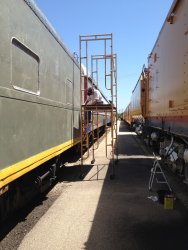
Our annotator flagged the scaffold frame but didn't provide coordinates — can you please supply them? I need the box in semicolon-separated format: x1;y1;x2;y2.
79;33;118;179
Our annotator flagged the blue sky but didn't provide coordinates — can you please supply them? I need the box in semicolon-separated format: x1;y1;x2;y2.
34;0;174;112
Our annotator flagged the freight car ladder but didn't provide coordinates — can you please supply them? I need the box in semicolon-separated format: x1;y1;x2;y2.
79;33;118;179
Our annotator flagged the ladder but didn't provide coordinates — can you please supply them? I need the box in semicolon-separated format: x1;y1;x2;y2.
148;157;172;192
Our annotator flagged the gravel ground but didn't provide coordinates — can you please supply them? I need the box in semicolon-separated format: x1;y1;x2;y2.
0;133;104;250
0;180;71;250
1;129;188;250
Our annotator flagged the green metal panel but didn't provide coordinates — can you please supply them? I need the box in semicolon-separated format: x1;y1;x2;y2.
0;0;81;170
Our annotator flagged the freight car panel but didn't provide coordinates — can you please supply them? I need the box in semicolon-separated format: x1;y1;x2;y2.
124;0;188;182
147;0;188;137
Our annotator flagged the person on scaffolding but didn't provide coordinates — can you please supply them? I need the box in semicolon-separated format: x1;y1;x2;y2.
84;87;103;123
85;87;103;105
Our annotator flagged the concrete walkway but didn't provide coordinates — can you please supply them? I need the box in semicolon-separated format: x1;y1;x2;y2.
18;121;188;250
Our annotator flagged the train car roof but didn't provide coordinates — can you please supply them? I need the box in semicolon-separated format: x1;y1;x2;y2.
24;0;79;67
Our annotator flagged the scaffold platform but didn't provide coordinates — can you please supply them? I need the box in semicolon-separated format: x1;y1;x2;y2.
82;104;116;111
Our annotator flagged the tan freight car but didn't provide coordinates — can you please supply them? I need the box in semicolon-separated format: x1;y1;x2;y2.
124;0;188;180
147;0;188;137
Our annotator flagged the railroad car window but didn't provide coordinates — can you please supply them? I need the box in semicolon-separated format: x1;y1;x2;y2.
66;79;73;105
11;38;40;95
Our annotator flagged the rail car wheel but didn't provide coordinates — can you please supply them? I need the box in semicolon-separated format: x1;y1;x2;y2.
74;143;81;155
11;185;22;211
176;159;185;176
184;163;188;183
0;193;10;222
110;174;115;180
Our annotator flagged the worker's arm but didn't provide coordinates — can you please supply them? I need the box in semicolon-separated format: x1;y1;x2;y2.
84;97;89;105
92;100;97;105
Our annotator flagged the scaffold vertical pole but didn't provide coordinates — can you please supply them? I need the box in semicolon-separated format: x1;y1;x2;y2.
79;34;118;179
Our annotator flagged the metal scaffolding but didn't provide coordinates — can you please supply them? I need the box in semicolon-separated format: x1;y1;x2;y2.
79;33;118;179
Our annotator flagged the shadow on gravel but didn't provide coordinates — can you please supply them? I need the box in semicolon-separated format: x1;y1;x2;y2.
58;164;93;182
0;193;48;242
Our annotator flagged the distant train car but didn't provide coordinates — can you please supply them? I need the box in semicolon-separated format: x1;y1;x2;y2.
83;76;111;131
126;68;147;128
124;0;188;180
123;68;147;134
0;0;109;221
123;103;131;125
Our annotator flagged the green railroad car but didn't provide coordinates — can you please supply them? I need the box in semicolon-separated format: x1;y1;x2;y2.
0;0;82;219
